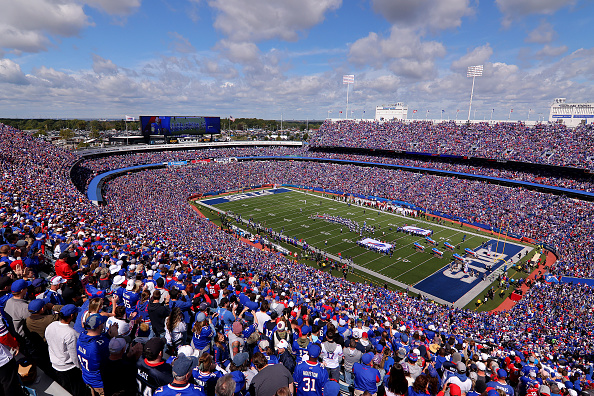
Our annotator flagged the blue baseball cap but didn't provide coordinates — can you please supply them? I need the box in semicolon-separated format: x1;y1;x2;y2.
301;325;311;335
28;299;45;313
60;304;78;317
324;380;341;396
497;369;508;378
85;313;107;330
172;353;198;377
11;279;30;293
362;352;374;365
307;343;321;359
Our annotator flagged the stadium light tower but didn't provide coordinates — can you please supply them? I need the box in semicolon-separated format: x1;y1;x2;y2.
467;65;483;121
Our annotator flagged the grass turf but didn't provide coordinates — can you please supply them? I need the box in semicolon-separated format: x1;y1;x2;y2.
195;188;535;305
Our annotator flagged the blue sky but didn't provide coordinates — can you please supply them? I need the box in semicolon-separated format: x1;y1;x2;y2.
0;0;592;121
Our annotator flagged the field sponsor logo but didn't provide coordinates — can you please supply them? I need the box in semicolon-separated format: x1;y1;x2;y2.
201;188;291;205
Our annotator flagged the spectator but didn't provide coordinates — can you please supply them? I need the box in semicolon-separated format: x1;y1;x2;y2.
250;351;294;396
137;337;173;396
77;313;111;396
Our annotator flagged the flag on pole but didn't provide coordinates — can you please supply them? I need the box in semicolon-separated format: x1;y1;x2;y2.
413;110;417;113
125;115;135;121
510;109;513;113
339;111;343;114
230;116;235;122
343;74;354;84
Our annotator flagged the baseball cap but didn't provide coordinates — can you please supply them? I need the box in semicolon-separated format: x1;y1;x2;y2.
307;343;321;359
109;337;127;354
60;304;78;317
196;312;206;322
28;299;45;313
276;340;289;350
259;340;270;351
498;369;508;378
11;279;30;293
172;353;198;377
301;325;311;335
126;281;135;291
84;313;107;330
109;264;121;274
233;352;249;367
397;348;407;359
144;337;165;356
539;385;551;396
477;362;486;371
146;270;154;276
362;352;374;365
408;353;418;362
113;275;125;285
449;384;462;396
324;380;341;396
50;275;66;286
457;362;466;373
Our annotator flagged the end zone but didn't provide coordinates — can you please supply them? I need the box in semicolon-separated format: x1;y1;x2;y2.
414;239;533;307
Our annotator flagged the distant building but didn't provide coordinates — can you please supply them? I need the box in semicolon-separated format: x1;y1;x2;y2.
549;98;594;127
375;103;408;121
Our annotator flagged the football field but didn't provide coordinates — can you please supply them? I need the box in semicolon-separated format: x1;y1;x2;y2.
196;187;534;307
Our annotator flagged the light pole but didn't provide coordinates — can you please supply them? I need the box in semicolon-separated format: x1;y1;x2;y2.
343;75;354;120
490;108;494;123
467;65;483;121
327;110;332;119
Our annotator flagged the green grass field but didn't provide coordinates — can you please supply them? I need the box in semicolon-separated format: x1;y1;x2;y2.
195;188;535;303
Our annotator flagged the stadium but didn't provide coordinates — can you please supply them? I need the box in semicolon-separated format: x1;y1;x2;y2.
1;116;594;396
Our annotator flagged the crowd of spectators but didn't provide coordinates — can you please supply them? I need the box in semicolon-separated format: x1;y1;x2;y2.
74;146;594;195
1;123;594;396
309;120;594;170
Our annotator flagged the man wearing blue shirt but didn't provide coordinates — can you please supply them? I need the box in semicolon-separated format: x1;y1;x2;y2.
155;353;202;396
486;369;514;396
77;314;110;396
294;343;329;396
353;352;381;396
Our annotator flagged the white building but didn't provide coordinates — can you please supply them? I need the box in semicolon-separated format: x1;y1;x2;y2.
375;103;408;121
549;98;594;127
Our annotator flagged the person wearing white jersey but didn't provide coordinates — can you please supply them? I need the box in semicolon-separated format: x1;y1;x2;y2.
321;329;343;381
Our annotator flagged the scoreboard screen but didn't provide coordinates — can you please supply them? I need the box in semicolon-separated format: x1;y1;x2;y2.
140;116;221;137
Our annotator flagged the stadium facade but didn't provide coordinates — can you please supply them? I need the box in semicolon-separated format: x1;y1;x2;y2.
375;103;408;121
549;97;594;127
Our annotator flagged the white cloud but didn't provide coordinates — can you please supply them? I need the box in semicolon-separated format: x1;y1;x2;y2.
525;20;557;44
349;27;446;80
208;0;341;42
217;40;261;64
84;0;142;15
0;58;28;84
451;44;493;71
168;32;196;54
496;0;576;27
371;0;474;31
92;54;119;75
535;44;568;58
0;0;89;53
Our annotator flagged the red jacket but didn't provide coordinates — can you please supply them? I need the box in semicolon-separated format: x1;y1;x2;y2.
54;258;75;280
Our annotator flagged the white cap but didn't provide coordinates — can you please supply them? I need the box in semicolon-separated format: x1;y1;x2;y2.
113;275;125;285
276;339;289;350
477;362;486;371
50;275;66;286
116;260;124;266
146;270;154;276
109;264;121;274
126;281;135;291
